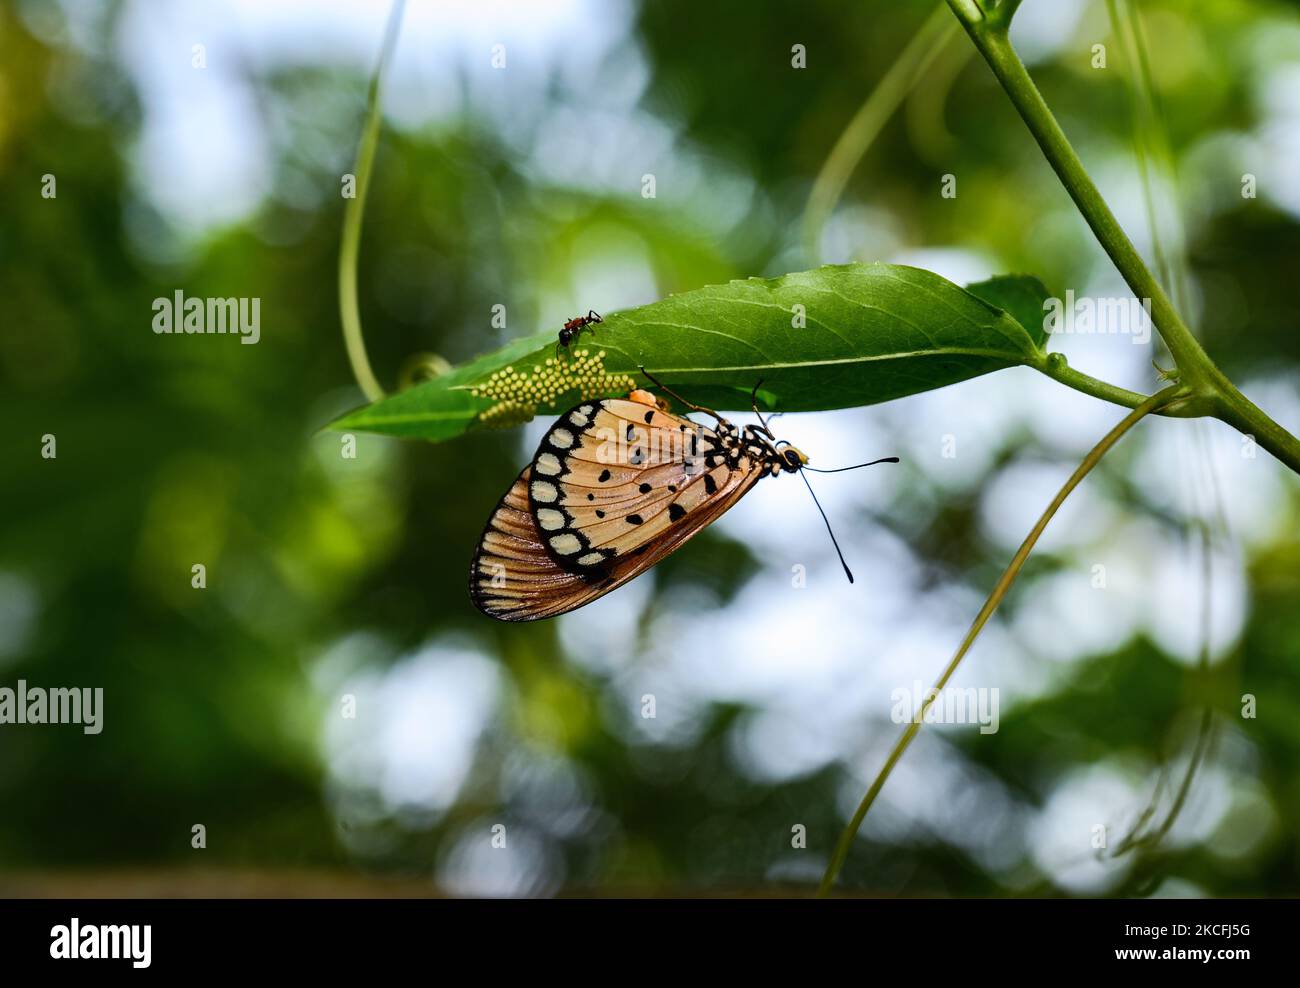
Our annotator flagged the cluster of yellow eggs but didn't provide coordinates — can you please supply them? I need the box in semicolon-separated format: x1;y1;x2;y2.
477;399;536;428
470;349;636;428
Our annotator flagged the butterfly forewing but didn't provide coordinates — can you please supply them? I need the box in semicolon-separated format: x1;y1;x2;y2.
470;392;768;621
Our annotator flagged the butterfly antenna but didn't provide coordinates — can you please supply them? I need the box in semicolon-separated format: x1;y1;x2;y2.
804;456;900;474
798;469;854;584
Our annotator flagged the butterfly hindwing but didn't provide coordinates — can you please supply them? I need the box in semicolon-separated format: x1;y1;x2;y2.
469;467;618;621
470;393;768;621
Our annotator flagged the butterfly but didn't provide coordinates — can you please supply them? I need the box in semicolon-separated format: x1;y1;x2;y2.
554;310;602;359
469;369;898;622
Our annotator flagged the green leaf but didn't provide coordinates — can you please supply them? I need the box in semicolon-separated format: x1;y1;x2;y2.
329;262;1049;443
963;273;1052;350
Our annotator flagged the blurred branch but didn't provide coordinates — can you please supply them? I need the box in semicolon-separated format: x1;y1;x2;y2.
1106;0;1191;319
819;384;1187;896
801;4;957;261
1102;0;1219;862
338;0;406;403
397;351;453;391
903;27;974;163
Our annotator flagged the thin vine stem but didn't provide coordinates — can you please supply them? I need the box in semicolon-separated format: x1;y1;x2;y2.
818;384;1186;896
338;0;406;403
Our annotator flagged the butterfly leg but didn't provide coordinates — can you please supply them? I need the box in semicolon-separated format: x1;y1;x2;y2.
748;378;777;438
638;366;723;422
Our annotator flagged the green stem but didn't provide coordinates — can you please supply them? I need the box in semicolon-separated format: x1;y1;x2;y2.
947;5;1205;381
339;0;405;403
817;384;1186;896
1032;351;1192;415
1208;389;1300;475
944;1;1300;476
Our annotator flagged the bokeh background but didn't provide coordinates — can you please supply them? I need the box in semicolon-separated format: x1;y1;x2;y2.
2;0;1299;897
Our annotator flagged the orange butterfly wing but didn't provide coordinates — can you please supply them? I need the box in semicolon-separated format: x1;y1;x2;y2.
469;394;768;621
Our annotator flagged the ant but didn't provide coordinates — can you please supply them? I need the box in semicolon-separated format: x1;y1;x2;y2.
555;310;603;359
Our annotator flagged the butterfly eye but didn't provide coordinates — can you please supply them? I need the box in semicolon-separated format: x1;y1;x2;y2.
782;448;803;470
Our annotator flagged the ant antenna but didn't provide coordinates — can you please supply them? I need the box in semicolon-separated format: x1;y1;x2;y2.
797;470;854;584
804;456;900;474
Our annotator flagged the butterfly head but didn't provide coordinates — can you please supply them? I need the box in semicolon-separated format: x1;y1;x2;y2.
778;444;808;473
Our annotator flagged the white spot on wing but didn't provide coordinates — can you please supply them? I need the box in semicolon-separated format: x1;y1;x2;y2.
537;508;565;531
531;480;558;503
535;453;562;476
550;533;581;555
550;428;575;449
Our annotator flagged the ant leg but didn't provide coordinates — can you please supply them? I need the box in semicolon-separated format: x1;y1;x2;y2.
638;366;723;421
